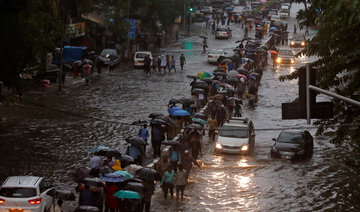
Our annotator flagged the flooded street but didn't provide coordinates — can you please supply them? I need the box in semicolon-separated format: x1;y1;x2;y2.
1;3;359;211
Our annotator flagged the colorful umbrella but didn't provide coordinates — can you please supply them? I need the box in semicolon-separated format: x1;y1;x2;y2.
114;170;135;180
172;109;190;117
113;190;142;199
192;118;208;125
197;72;214;79
270;27;278;31
269;50;278;55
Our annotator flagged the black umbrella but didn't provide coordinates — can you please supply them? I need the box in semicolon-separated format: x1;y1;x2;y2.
94;149;121;157
191;88;205;94
186;75;199;80
124;182;145;194
154;115;176;126
162;140;181;146
135;168;160;182
150;118;167;126
199;36;208;39
193;113;208;120
99;166;114;175
79;178;105;188
131;119;148;125
224;78;238;84
213;72;226;76
226;88;237;94
168;98;182;106
117;155;135;168
73;167;92;183
48;189;76;201
148;112;164;119
228;97;242;101
180;98;194;106
200;78;213;83
184;123;203;130
125;136;147;146
191;81;207;89
236;69;249;75
74;206;100;212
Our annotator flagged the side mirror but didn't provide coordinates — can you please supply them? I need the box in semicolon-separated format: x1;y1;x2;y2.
272;138;276;141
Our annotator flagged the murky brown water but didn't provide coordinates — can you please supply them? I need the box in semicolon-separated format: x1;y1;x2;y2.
1;3;359;211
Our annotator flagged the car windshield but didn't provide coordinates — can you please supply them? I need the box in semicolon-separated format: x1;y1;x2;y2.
136;53;149;58
269;11;277;15
0;187;37;198
209;50;224;54
217;28;227;32
101;49;116;55
278;50;293;56
278;132;304;144
220;125;248;138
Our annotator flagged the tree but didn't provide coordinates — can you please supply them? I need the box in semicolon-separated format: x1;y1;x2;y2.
281;0;360;170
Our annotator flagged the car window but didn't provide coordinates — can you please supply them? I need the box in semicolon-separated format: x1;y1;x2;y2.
136;53;149;58
39;180;49;193
278;132;304;144
217;28;226;32
101;49;116;55
0;187;37;198
220;125;248;138
278;50;293;56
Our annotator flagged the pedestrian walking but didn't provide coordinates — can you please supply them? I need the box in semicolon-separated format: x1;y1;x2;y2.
234;101;242;117
169;145;182;172
144;55;151;76
294;24;297;34
157;56;161;72
138;124;149;152
140;179;155;212
155;155;172;178
104;182;119;212
189;131;201;160
160;55;166;72
151;126;164;158
208;115;218;142
180;54;186;71
174;165;187;201
166;55;170;71
182;150;201;177
170;56;176;72
160;166;176;200
82;62;92;84
125;143;143;165
203;38;208;52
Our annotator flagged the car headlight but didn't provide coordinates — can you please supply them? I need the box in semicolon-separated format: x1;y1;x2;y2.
301;42;305;46
290;41;295;45
241;145;248;151
290;58;295;63
276;57;282;63
215;143;223;149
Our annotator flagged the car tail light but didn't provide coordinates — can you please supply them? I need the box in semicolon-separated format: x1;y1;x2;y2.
0;198;5;204
28;197;42;205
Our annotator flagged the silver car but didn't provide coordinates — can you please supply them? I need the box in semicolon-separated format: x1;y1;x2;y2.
215;27;232;39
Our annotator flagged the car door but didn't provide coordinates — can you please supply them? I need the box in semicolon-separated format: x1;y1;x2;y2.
39;180;54;211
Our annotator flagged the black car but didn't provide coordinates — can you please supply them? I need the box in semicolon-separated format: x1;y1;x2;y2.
290;35;306;48
271;130;314;160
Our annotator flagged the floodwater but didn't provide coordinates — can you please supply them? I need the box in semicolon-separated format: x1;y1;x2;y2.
1;3;359;212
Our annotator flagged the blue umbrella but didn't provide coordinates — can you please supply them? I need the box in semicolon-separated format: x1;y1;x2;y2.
168;106;181;115
113;190;142;199
248;75;256;80
226;6;233;11
172;109;190;117
240;58;254;64
100;172;127;183
114;170;134;180
90;145;110;153
270;27;278;31
192;118;208;125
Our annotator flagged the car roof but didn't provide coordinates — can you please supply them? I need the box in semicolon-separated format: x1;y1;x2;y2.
278;49;294;55
280;129;305;134
2;176;42;188
135;51;152;54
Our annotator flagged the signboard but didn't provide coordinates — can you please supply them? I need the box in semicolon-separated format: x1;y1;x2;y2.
127;19;136;40
67;22;85;37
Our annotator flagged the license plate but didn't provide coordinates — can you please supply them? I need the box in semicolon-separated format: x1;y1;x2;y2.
9;209;24;212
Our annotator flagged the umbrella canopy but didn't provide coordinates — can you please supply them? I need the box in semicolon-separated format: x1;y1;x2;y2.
226;6;233;10
117;155;135;168
213;72;226;76
191;81;208;89
240;58;254;64
199;36;208;39
180;98;194;106
162;140;181;146
48;189;76;201
228;97;242;101
226;88;237;94
94;149;121;157
236;69;249;75
135;168;159;182
125;136;147;146
99;166;114;175
90;145;110;153
201;78;213;83
114;190;142;199
269;50;278;55
124;182;145;194
150;118;167;126
74;206;100;212
123;164;143;175
186;75;199;80
269;27;278;31
100;172;127;183
191;88;205;94
236;74;248;80
168;106;182;115
148;112;164;119
154;115;175;126
80;178;105;188
172;109;190;117
114;170;135;180
184;123;203;130
197;72;214;79
249;72;261;77
225;78;238;84
221;58;233;63
168;98;182;106
248;75;257;80
193;113;208;120
73;167;92;183
192;118;208;125
227;70;238;78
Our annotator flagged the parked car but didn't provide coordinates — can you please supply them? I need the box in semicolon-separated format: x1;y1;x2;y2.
215;26;232;39
0;176;54;212
290;35;306;48
267;10;278;20
279;9;290;18
215;118;255;155
207;49;227;64
134;51;153;68
275;49;295;64
98;49;120;66
271;130;314;160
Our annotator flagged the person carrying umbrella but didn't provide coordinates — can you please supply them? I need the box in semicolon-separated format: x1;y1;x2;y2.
125;143;143;165
170;55;176;72
138;124;149;152
151;126;165;158
180;54;186;71
104;182;119;212
169;145;182;173
189;131;202;160
182;150;201;178
208;115;218;142
202;38;208;52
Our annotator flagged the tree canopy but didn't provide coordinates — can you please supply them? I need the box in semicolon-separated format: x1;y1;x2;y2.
283;0;360;170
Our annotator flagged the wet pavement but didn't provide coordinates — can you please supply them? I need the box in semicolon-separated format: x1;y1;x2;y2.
1;3;360;212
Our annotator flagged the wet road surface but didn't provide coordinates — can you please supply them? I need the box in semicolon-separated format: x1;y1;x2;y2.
1;3;359;212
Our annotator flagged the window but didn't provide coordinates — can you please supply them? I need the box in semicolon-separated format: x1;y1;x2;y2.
39;180;48;194
220;125;249;138
0;187;37;198
278;132;304;144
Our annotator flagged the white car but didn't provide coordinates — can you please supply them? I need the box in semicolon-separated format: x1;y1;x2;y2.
0;176;54;212
207;49;227;64
215;118;255;155
279;9;290;18
134;51;153;68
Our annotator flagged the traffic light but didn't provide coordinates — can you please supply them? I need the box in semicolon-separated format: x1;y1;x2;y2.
189;7;194;12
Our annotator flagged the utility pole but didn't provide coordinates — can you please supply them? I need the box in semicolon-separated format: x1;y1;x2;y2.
58;39;63;91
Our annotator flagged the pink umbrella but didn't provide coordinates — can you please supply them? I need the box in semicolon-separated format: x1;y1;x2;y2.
236;74;248;80
225;84;234;89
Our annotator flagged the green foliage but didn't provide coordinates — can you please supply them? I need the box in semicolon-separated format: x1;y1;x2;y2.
282;0;360;169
